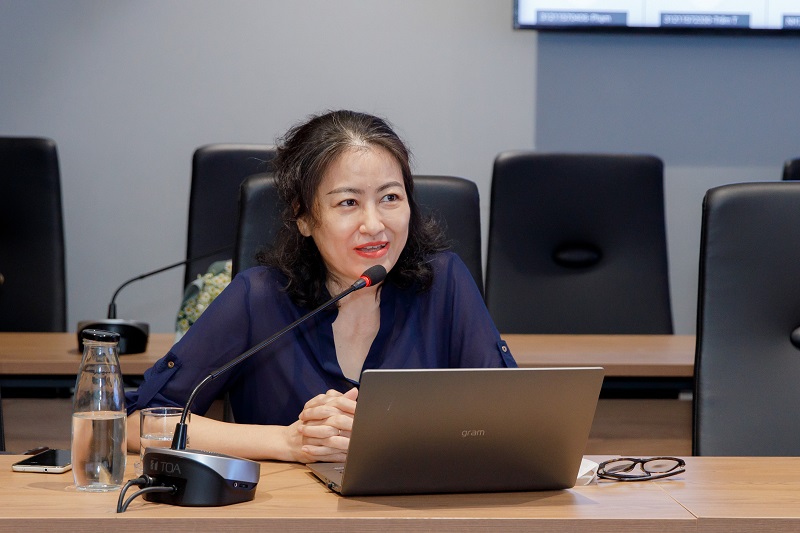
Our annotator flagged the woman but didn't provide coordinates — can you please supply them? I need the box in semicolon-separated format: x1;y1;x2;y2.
126;110;516;463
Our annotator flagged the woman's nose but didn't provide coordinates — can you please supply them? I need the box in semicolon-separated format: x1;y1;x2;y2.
360;205;385;235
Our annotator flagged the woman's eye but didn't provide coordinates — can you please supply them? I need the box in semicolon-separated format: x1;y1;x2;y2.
338;199;357;207
382;193;399;202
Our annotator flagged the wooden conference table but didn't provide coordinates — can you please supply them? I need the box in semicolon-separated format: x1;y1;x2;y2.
0;332;696;378
1;454;798;531
0;332;696;456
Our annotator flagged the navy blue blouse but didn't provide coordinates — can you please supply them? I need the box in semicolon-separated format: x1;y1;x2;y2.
125;252;516;426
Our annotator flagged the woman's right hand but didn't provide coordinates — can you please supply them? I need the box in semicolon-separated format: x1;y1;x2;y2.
291;387;359;463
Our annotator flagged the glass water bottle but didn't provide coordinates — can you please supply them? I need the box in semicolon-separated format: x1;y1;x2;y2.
72;329;127;491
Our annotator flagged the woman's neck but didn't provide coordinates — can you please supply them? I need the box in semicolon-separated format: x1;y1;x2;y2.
336;284;381;311
332;284;382;381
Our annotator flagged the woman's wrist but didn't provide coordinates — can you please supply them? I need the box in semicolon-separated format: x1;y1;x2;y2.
281;420;307;463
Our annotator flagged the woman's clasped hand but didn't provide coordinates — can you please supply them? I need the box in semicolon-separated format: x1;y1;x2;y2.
295;388;359;463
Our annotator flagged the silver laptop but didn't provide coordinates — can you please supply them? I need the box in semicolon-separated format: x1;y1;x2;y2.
308;367;603;496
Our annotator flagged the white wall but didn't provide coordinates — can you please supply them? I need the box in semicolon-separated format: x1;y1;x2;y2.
0;0;536;333
4;1;797;336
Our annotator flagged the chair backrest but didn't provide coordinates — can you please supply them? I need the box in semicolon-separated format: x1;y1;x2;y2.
234;174;485;294
485;151;673;334
413;175;483;294
693;182;800;456
185;144;276;288
233;173;283;275
782;158;800;180
0;137;66;332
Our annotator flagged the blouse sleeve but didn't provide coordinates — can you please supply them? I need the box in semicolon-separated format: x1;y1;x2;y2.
435;252;517;368
125;271;254;416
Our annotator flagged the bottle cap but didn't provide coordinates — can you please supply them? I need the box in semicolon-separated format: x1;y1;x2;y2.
81;329;121;343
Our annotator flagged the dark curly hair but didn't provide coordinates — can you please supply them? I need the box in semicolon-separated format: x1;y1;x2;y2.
258;110;447;308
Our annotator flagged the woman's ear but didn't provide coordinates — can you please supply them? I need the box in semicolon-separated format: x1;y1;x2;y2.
293;200;312;237
296;216;311;237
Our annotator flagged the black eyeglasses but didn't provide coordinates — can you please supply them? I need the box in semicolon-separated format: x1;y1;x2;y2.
597;457;685;482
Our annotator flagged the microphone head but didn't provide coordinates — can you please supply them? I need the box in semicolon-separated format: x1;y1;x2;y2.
359;265;387;287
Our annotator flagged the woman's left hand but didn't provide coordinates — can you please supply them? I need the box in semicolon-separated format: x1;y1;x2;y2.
296;387;359;462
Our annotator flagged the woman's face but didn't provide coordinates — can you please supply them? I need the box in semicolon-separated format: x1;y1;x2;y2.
297;145;410;292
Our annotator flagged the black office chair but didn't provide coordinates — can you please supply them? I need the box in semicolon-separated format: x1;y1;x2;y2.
485;152;673;334
185;144;276;288
782;158;800;180
234;174;484;294
413;175;483;295
233;173;283;276
0;137;67;451
0;137;66;332
693;182;800;456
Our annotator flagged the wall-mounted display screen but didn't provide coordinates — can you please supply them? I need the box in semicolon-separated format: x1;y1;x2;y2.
514;1;800;33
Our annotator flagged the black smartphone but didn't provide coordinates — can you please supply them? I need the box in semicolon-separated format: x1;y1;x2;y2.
11;449;72;474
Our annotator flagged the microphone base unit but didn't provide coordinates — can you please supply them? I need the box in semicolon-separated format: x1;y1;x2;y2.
142;447;260;507
76;319;149;354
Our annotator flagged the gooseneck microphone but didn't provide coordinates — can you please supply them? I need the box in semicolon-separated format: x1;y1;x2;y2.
139;265;387;507
76;246;231;354
106;247;225;319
